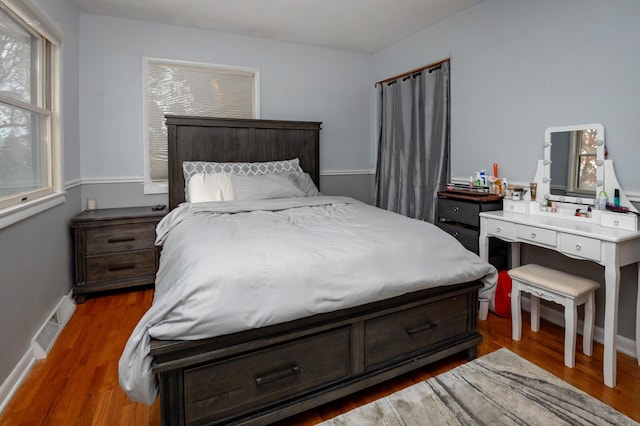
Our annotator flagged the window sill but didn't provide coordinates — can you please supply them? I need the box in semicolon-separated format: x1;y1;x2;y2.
144;182;168;195
0;192;66;230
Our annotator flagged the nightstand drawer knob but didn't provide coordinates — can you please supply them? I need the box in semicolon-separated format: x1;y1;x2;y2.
108;263;136;271
453;207;459;212
107;235;135;243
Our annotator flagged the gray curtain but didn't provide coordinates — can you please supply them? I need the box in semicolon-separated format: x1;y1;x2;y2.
375;61;450;223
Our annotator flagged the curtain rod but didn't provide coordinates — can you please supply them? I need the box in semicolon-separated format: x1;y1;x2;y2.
374;58;450;87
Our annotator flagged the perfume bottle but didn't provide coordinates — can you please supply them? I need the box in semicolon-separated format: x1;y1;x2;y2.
614;189;620;207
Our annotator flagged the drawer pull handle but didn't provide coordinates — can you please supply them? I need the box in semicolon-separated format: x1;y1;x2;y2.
453;207;459;212
575;244;582;251
406;321;437;336
255;365;301;386
614;220;620;226
108;263;136;271
495;227;502;233
108;236;135;243
530;232;536;239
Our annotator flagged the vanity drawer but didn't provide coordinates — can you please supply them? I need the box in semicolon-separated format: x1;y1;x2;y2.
516;224;557;247
559;234;601;261
601;211;638;231
486;219;516;240
183;328;351;424
503;200;528;214
437;198;481;227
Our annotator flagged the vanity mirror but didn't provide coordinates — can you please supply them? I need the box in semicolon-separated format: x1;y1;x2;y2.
543;123;604;205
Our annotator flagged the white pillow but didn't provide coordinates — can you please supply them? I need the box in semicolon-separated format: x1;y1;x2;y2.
231;173;306;200
294;171;321;197
183;158;301;201
187;172;235;203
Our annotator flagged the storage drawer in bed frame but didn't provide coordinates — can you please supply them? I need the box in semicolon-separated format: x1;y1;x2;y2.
151;281;482;426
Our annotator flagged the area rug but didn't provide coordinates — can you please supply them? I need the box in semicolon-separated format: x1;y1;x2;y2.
318;348;636;425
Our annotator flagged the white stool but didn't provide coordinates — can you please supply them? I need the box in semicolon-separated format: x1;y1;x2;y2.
509;264;599;368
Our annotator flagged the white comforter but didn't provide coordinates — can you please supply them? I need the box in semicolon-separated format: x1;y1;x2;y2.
119;196;497;404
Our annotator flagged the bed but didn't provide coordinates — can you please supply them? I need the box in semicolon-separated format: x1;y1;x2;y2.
118;115;497;425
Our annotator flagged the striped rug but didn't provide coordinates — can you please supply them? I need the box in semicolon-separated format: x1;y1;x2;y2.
319;348;636;425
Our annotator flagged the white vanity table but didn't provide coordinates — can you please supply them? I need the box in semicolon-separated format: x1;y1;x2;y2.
478;123;640;388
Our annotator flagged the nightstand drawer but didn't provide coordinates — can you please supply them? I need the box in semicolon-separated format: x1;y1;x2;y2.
86;223;156;254
438;198;481;227
86;250;156;283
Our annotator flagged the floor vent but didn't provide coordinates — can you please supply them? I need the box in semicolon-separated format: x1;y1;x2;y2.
31;296;76;359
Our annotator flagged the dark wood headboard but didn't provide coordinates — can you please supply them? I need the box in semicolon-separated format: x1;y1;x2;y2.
166;116;322;210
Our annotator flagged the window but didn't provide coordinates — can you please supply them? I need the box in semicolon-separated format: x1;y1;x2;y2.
143;58;259;193
0;0;61;212
573;129;598;192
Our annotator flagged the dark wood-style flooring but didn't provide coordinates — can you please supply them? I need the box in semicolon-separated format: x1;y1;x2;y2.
1;288;639;425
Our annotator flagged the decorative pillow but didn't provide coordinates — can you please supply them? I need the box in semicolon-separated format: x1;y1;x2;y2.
187;172;235;203
231;173;306;200
294;171;321;197
183;158;301;201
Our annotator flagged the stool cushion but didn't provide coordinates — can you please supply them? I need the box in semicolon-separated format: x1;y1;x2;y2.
508;264;599;298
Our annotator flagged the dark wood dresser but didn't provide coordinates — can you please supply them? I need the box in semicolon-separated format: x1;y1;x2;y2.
436;191;507;270
71;206;166;303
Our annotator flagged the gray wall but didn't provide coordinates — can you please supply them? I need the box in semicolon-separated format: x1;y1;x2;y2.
78;14;374;181
372;0;640;338
0;0;81;390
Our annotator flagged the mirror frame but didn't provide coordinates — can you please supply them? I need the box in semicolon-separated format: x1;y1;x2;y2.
543;123;604;206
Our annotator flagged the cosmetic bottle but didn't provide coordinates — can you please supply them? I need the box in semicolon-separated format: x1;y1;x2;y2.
614;189;620;206
598;190;607;210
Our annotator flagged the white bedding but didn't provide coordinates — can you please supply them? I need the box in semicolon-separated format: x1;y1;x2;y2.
118;196;497;404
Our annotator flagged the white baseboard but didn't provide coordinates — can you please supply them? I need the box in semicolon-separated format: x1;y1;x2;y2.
0;347;36;415
0;293;75;416
521;298;637;358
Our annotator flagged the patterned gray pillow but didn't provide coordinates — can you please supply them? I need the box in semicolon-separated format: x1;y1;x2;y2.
182;158;301;201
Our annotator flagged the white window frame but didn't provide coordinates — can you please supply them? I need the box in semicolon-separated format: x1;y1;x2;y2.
142;57;260;194
0;0;63;228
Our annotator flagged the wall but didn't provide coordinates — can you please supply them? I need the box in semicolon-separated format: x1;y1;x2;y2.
0;0;81;404
372;0;640;339
78;15;374;206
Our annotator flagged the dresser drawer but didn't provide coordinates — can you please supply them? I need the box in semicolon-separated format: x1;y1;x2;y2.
364;295;467;369
85;223;156;255
438;198;481;227
559;234;601;261
486;219;516;240
184;328;351;424
86;250;156;283
516;224;557;247
437;222;479;253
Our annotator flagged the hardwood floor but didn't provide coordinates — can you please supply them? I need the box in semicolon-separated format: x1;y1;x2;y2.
1;288;639;425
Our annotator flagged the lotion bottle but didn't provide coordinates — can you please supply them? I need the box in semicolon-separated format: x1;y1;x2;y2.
598;190;608;210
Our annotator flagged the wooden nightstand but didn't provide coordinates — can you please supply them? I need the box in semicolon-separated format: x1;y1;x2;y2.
71;206;166;303
436;191;507;270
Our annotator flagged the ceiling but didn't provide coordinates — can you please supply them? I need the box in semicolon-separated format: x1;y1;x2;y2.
73;0;483;54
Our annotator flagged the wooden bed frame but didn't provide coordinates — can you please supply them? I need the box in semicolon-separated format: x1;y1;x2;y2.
150;115;483;425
